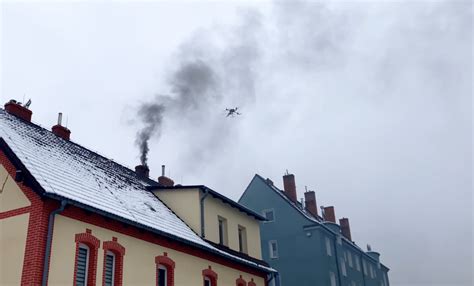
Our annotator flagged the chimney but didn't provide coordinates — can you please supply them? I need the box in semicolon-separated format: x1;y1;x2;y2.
282;172;297;203
158;165;174;187
4;99;32;122
323;206;336;223
51;113;71;140
135;165;150;179
339;217;352;241
304;191;318;217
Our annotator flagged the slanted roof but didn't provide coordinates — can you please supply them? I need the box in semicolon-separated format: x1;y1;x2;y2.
152;185;267;221
249;174;389;270
0;109;274;273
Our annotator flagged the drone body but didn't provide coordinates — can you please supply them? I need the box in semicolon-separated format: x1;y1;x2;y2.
225;107;241;117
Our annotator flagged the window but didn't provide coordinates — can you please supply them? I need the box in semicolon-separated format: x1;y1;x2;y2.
355;256;361;271
157;265;167;286
238;225;248;254
269;240;278;259
218;216;228;246
75;244;90;286
347;251;353;268
262;209;275;222
329;272;336;286
202;266;218;286
102;238;125;286
74;230;100;286
325;237;332;256
155;253;175;286
362;260;368;276
236;276;246;286
104;251;115;286
341;259;347;276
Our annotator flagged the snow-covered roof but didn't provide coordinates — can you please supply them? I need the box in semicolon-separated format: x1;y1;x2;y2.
0;108;274;273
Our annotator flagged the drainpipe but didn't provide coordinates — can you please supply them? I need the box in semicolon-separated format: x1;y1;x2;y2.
199;188;209;238
266;272;280;286
332;235;343;286
42;200;67;286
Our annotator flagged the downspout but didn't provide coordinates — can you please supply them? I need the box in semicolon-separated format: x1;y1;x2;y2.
266;272;280;286
42;200;67;286
332;234;343;286
199;188;209;238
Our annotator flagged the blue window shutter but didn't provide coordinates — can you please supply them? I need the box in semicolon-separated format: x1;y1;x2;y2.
104;253;115;286
75;246;89;286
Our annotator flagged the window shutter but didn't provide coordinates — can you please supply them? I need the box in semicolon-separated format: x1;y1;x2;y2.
104;253;115;286
75;246;89;286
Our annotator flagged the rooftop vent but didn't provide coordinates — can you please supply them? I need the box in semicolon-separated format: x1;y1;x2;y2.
158;165;174;187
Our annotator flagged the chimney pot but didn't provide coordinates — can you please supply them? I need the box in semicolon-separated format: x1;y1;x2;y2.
282;173;297;203
4;100;32;122
304;191;318;217
339;217;352;241
135;165;150;179
323;206;336;223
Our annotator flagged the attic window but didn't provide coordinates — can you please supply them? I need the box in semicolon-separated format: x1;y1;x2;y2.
145;202;156;212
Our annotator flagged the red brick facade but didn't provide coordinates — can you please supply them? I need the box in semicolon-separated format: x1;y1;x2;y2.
74;229;100;285
236;275;247;286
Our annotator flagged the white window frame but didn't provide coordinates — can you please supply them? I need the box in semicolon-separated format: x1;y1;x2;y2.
217;216;228;246
104;251;116;286
329;271;336;286
363;259;368;276
269;240;278;259
325;237;332;256
204;276;212;286
355;255;361;271
341;259;347;276
238;225;248;254
347;251;353;268
157;264;167;286
262;209;275;223
78;243;90;285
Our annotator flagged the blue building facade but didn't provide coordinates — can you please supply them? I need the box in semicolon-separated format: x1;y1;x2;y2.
239;174;390;286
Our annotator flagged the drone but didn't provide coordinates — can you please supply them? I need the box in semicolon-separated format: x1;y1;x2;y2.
225;107;241;117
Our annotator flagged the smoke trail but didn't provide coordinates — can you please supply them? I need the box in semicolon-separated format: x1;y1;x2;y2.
135;10;261;166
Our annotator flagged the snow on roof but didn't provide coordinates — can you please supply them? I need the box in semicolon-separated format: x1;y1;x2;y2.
0;109;274;273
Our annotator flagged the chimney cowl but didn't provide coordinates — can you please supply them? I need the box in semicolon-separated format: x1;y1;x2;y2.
282;173;297;203
339;217;352;241
135;165;150;179
4;100;32;122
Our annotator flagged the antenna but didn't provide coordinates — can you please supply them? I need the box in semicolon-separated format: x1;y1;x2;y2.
24;99;32;108
305;186;308;192
367;244;372;251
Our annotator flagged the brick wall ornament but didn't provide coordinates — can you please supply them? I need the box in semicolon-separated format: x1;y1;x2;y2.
74;230;100;286
236;275;247;286
155;252;175;286
102;238;125;286
248;278;257;286
203;266;218;286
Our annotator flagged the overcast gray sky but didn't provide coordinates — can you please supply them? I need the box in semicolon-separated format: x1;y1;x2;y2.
1;1;472;285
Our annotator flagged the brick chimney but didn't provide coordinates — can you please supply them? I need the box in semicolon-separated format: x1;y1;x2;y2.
158;165;174;187
51;113;71;140
323;206;336;223
135;165;150;179
282;172;297;203
304;191;318;217
339;217;352;241
4;100;32;122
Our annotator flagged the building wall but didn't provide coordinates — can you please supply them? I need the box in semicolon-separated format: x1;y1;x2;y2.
0;213;30;286
153;188;201;234
0;164;30;212
48;214;266;286
239;175;390;286
204;195;262;259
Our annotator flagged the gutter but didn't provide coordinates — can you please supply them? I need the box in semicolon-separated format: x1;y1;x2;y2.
42;200;67;286
200;187;209;238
